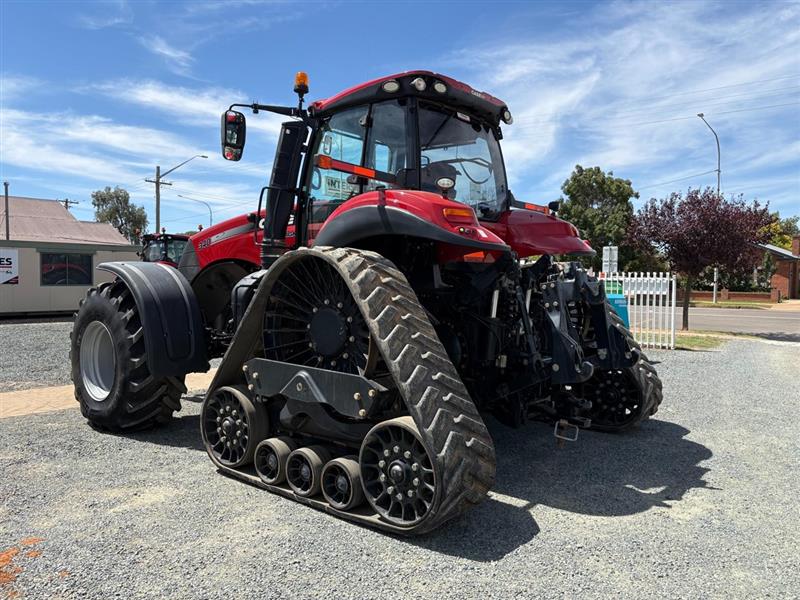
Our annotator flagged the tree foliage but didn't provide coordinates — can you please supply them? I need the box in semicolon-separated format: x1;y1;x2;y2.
91;186;148;244
557;165;639;270
627;188;772;329
762;212;799;250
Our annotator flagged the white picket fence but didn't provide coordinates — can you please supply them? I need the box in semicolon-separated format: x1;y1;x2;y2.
599;271;677;350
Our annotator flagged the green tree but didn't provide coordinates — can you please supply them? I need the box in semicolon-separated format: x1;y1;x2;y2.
762;212;799;249
557;165;639;271
91;186;148;244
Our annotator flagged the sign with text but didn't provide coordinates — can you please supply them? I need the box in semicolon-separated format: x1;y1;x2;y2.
0;248;19;284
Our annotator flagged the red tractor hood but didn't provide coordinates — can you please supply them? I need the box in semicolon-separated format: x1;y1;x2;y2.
482;209;595;258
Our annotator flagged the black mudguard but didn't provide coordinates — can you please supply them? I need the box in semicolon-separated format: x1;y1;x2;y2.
97;262;209;377
314;205;509;252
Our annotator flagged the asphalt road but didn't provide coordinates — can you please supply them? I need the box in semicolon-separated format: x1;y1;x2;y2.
2;338;798;599
688;307;800;340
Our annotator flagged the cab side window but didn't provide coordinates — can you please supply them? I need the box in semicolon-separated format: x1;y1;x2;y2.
364;100;407;191
309;107;367;205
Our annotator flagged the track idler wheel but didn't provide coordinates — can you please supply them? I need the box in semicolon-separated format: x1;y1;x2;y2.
254;437;298;485
286;446;331;497
321;456;364;511
201;386;267;468
360;416;436;527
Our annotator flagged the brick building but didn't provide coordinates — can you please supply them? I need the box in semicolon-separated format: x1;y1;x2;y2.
759;235;800;300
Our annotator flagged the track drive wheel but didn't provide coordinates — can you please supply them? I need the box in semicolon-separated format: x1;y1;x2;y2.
202;385;268;467
254;437;298;485
286;446;331;497
321;456;365;511
584;301;663;432
71;280;186;431
360;417;436;528
585;359;662;432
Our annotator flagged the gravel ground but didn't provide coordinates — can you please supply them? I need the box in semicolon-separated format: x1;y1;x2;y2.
1;338;799;599
0;319;73;391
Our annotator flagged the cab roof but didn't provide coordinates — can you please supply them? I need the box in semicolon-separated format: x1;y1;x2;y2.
309;70;511;127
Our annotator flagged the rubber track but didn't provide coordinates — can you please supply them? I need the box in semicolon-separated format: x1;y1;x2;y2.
324;247;496;533
208;246;497;534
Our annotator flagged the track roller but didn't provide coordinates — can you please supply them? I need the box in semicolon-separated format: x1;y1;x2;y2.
286;446;331;497
321;456;365;511
201;385;267;468
254;437;298;485
360;416;436;527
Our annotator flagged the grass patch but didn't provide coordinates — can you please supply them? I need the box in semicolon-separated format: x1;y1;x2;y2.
674;332;726;351
689;300;771;309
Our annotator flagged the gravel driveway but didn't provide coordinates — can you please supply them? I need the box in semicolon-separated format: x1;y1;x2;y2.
1;338;798;599
0;319;73;392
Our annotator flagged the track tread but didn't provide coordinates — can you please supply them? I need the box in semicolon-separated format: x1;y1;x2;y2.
322;246;496;533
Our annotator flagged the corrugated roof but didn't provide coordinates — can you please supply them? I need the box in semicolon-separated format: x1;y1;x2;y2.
0;196;132;245
758;243;800;261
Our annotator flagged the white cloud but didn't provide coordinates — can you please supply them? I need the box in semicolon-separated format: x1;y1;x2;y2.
139;36;194;74
439;1;800;212
88;78;287;137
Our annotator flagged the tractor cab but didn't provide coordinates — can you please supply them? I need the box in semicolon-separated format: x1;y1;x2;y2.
221;71;593;265
140;232;190;268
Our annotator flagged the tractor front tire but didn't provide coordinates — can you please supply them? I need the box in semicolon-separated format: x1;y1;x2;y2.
71;280;186;431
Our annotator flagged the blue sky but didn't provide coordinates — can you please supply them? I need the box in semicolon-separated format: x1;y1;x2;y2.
1;0;798;233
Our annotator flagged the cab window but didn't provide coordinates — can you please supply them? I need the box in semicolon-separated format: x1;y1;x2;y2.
364;99;408;191
308;106;367;218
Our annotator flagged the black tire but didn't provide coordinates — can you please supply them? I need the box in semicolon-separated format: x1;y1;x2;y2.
71;280;186;431
584;302;663;432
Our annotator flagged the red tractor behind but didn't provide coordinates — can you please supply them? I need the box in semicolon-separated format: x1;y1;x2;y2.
70;71;661;534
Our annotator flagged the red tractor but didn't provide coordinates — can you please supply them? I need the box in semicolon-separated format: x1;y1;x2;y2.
71;71;661;534
139;232;190;268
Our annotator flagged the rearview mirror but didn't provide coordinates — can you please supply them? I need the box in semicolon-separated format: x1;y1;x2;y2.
221;110;246;161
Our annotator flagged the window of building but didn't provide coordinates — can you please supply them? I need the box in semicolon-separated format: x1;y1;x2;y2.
40;253;93;286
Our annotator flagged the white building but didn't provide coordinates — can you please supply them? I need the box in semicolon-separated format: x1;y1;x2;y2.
0;196;138;316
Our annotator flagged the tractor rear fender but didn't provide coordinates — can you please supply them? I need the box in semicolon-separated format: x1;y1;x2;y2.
314;200;508;252
97;262;210;377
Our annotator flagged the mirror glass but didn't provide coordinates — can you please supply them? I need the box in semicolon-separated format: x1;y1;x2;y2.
221;110;246;161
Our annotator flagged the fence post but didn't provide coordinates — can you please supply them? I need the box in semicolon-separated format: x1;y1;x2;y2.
670;274;677;349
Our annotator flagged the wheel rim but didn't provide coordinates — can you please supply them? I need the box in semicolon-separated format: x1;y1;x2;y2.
255;442;281;483
262;256;376;375
585;369;642;427
360;420;436;526
322;463;352;508
80;320;116;402
202;388;253;466
287;453;315;494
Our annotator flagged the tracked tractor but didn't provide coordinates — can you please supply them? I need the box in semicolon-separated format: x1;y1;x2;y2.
70;71;662;534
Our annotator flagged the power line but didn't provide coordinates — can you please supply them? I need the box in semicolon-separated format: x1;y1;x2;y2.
637;170;718;191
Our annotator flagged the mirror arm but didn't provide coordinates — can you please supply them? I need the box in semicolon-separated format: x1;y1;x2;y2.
228;102;307;120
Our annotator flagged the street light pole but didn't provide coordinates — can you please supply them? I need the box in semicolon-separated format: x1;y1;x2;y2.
697;113;721;195
146;154;208;233
177;194;213;227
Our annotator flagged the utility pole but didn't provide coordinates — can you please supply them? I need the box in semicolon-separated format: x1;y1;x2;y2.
146;155;208;233
697;113;721;195
62;198;80;211
3;181;9;240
